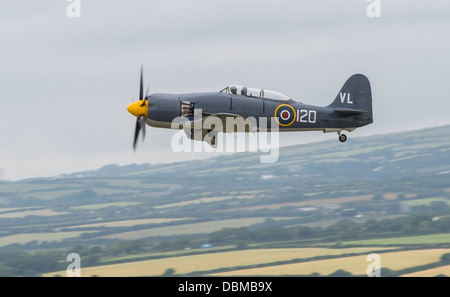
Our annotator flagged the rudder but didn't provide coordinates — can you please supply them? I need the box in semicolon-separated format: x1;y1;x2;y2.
328;74;373;125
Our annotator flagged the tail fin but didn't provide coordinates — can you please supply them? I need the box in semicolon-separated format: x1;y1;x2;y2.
328;74;373;124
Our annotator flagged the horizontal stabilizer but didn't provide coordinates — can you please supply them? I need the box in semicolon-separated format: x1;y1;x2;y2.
333;108;369;114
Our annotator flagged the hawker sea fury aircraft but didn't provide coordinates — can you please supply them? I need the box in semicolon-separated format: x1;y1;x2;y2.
127;67;373;150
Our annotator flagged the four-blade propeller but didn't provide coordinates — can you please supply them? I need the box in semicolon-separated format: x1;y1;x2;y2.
127;65;149;151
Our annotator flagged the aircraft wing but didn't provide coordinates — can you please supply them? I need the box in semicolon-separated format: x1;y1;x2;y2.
192;112;242;125
200;112;242;118
189;112;256;133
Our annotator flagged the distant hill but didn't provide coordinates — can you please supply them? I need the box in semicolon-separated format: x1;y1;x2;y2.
53;124;450;182
0;124;449;248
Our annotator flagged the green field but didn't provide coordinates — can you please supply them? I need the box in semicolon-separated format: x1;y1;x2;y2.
98;217;291;240
404;197;449;206
70;201;142;210
0;231;96;246
0;209;68;219
56;218;193;230
338;233;450;246
222;195;374;211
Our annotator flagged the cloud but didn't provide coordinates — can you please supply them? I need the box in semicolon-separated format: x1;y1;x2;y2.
1;0;450;180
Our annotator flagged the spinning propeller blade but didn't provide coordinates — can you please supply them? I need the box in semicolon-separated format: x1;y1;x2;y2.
128;65;149;151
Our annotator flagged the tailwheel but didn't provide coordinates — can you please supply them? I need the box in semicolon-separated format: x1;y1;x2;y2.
338;132;347;143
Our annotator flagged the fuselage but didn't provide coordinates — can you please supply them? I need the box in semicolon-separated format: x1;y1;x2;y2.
145;91;371;133
127;74;373;147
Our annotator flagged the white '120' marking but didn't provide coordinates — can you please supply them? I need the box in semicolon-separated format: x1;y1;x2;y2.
297;109;316;123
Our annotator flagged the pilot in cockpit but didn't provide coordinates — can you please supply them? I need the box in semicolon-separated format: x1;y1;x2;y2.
230;86;237;95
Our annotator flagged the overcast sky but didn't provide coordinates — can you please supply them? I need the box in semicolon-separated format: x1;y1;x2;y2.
1;0;450;180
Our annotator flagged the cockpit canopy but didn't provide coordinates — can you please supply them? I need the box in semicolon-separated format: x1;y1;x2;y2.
220;85;291;101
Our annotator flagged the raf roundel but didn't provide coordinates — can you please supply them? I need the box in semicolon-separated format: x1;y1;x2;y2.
274;104;296;127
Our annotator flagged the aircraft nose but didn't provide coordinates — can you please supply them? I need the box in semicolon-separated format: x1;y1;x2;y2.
127;100;148;118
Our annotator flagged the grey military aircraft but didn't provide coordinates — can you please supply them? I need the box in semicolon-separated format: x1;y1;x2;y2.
127;66;373;150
